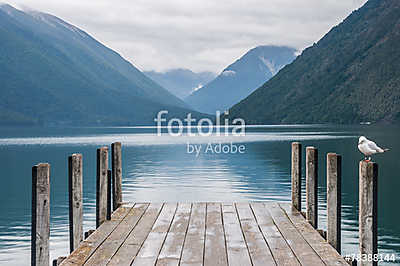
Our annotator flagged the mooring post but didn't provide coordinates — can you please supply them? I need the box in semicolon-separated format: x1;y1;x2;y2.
291;142;302;211
68;154;83;253
96;147;108;228
32;163;50;266
306;146;318;228
111;142;122;211
327;153;342;253
359;161;378;266
107;169;112;220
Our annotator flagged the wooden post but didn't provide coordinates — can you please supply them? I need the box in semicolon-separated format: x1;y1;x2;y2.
306;147;318;228
96;147;108;228
111;142;122;211
107;169;112;220
291;142;302;211
68;154;83;253
359;161;378;266
32;163;50;266
327;153;342;252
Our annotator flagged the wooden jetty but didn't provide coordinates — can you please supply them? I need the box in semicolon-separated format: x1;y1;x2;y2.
31;142;379;266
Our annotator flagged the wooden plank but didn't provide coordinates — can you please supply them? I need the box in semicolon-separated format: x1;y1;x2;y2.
96;147;108;228
204;203;228;266
222;203;252;266
359;161;378;266
235;203;275;266
68;154;83;253
111;142;122;211
131;203;178;266
107;203;164;265
265;202;324;265
292;142;302;211
250;202;300;266
280;202;349;266
180;202;206;266
327;153;342;252
156;203;192;266
84;203;149;266
306;146;318;228
32;163;50;266
59;206;132;266
107;170;112;220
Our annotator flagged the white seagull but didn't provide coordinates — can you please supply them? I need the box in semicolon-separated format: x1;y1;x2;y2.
358;136;389;161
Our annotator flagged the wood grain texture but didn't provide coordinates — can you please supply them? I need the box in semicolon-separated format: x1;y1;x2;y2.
235;203;275;266
96;147;108;228
180;203;206;266
306;146;318;229
222;203;252;266
359;161;378;266
111;142;122;211
292;142;302;211
108;203;163;266
156;203;191;266
68;154;83;253
204;203;228;266
327;153;342;252
32;163;50;266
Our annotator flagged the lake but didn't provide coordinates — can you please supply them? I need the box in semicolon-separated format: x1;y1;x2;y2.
0;125;399;265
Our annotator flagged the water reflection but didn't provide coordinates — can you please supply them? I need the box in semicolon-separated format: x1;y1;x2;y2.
0;125;399;265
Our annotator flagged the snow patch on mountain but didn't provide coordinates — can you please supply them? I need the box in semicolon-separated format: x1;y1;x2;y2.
222;70;236;76
259;56;279;75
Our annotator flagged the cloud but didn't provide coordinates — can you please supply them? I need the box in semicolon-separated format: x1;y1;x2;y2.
5;0;367;72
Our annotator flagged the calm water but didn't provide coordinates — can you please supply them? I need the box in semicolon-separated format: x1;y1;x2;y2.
0;125;399;265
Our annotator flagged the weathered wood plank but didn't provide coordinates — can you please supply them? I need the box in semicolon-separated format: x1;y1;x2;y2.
131;203;178;266
156;203;192;266
96;147;108;228
180;202;206;266
250;202;300;266
59;206;132;266
84;203;149;266
359;161;378;266
111;142;122;211
327;153;342;252
107;170;112;221
68;154;83;253
222;203;252;266
292;142;302;211
32;163;50;266
265;202;324;266
280;202;349;266
107;203;164;266
204;203;228;266
306;146;318;228
235;203;275;266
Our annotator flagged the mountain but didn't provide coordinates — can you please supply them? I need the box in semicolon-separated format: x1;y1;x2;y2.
226;0;400;124
0;4;199;126
185;46;297;114
144;69;216;99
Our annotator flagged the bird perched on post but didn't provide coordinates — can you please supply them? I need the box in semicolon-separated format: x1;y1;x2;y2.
358;136;389;161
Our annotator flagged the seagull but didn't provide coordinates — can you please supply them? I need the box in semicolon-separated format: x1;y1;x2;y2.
358;136;389;161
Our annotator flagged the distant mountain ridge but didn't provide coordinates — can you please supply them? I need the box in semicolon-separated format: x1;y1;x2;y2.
144;69;216;99
0;4;198;126
185;46;297;114
226;0;400;124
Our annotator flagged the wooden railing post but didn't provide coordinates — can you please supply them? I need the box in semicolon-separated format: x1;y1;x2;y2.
111;142;122;211
96;147;108;228
68;154;83;253
327;153;342;252
107;169;112;220
291;142;302;211
306;147;318;228
359;161;378;266
32;163;50;266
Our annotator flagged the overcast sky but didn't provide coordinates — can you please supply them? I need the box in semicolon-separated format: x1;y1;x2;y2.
7;0;367;73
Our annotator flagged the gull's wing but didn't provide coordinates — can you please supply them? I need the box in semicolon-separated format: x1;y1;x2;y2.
367;140;384;153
